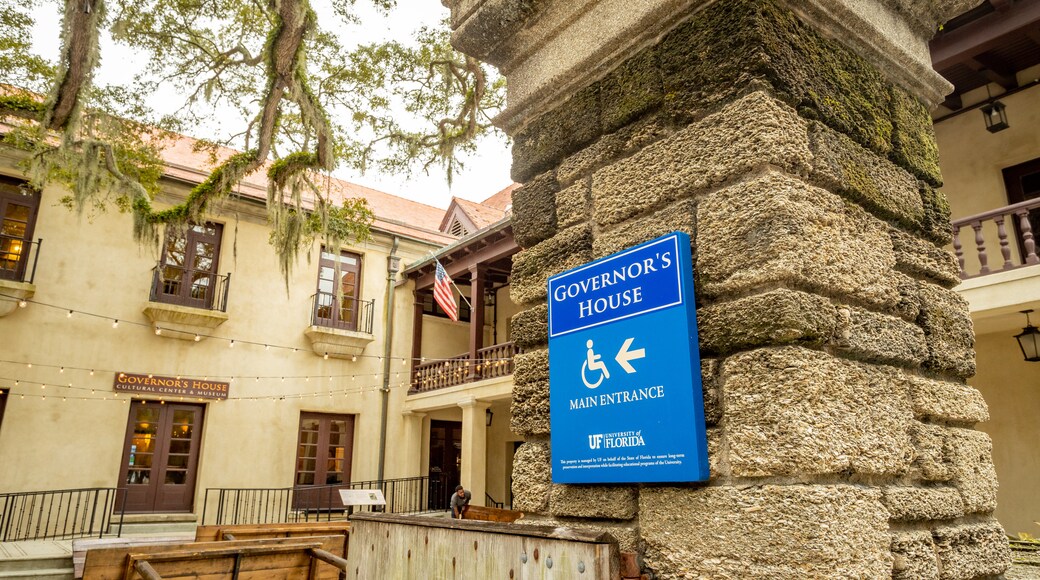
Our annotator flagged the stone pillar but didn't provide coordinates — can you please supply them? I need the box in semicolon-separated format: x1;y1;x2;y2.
459;397;491;507
444;0;1011;578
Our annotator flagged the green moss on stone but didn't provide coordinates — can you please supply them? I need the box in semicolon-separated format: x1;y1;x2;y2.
890;87;943;187
658;0;894;155
920;185;953;246
600;47;663;134
511;84;602;183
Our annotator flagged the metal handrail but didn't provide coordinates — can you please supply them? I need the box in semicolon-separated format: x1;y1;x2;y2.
310;292;375;334
0;487;126;541
149;261;231;312
201;475;447;526
0;235;41;284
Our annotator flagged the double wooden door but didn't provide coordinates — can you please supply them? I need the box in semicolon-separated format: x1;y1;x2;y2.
118;402;204;513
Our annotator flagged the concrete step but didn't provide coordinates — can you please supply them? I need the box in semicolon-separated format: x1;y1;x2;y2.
0;566;73;580
0;555;73;580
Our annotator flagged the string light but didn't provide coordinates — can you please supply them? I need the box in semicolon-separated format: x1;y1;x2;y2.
112;319;119;328
351;355;357;362
67;310;73;318
18;299;27;308
155;327;162;335
229;340;235;348
194;334;201;342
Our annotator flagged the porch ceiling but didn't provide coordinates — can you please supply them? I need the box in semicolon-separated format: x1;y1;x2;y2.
930;0;1040;110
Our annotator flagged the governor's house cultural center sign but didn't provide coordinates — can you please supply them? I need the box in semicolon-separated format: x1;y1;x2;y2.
547;232;709;484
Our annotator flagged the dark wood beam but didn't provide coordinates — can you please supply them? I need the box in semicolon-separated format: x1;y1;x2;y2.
967;55;1019;89
931;0;1040;70
413;233;519;290
942;92;964;110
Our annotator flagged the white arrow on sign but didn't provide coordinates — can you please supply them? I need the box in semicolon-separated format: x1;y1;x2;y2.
615;338;646;374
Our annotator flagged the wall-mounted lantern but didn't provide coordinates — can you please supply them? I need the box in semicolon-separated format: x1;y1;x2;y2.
981;100;1009;133
1014;309;1040;362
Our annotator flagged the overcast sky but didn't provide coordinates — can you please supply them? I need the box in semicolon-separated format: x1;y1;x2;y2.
29;1;513;209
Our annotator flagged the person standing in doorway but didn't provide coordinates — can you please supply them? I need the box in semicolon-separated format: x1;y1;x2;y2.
450;484;471;518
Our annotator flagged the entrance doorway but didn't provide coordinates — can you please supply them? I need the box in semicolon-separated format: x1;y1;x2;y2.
428;420;462;510
292;413;355;511
118;402;204;513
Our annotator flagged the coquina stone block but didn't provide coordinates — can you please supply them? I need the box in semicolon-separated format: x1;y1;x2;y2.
891;532;939;580
910;421;952;482
701;358;721;426
697;170;901;311
557;115;672;187
512;83;601;183
946;428;998;514
829;305;928;367
900;374;989;424
549;485;638;520
920;185;954;246
554;178;589;230
917;282;976;379
722;347;914;477
516;518;639;553
894;271;923;322
591;91;812;228
889;86;943;187
882;486;963;521
639;485;891;579
510;170;559;248
932;522;1011;579
511;350;550;436
510;224;592;306
660;0;894;157
809;122;924;228
697;289;837;355
511;441;551;512
510;303;548;350
889;227;961;288
592;198;696;258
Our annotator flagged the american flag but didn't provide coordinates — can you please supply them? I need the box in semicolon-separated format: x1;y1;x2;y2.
433;261;458;321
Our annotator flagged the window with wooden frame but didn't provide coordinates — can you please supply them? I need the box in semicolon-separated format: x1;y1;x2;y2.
0;175;40;282
420;291;471;322
313;249;362;330
154;223;223;309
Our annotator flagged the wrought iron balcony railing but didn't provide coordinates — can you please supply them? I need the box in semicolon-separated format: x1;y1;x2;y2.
310;292;375;334
149;262;231;312
0;235;41;284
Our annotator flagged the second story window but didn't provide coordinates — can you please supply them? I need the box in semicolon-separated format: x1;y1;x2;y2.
0;176;40;282
154;223;223;309
314;249;362;330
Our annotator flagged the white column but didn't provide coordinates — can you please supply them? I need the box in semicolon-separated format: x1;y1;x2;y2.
399;411;427;479
458;397;491;506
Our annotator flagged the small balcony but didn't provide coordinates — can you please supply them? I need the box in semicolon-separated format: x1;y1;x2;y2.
304;292;376;359
410;342;520;393
143;262;231;339
952;198;1040;279
0;235;41;317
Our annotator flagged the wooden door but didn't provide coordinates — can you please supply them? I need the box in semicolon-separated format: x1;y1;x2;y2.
428;420;462;510
158;223;223;308
314;250;362;330
293;413;355;511
119;402;205;513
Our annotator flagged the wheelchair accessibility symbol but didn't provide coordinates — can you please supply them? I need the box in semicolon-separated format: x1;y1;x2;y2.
581;338;646;389
582;340;610;389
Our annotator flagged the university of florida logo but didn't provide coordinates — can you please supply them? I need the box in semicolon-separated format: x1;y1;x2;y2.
588;434;604;449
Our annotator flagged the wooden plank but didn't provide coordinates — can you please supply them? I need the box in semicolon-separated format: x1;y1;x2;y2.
195;522;350;543
74;536;190;578
84;536;344;580
460;505;524;523
347;513;614;543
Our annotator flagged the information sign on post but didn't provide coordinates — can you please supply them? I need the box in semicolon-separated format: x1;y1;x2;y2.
547;231;709;483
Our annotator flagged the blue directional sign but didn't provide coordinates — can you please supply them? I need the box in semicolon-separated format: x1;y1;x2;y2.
547;232;709;483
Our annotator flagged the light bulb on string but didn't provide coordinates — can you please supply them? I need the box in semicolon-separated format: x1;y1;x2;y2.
112;319;119;328
67;310;73;318
351;355;357;362
229;340;235;348
18;299;27;308
89;369;94;376
265;345;270;351
324;352;329;360
59;367;64;374
155;327;162;335
194;334;201;342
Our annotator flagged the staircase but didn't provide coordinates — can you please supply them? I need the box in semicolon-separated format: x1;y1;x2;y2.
0;549;73;580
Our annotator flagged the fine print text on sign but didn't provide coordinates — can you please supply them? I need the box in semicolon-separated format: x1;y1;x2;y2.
547;232;709;484
113;373;230;400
